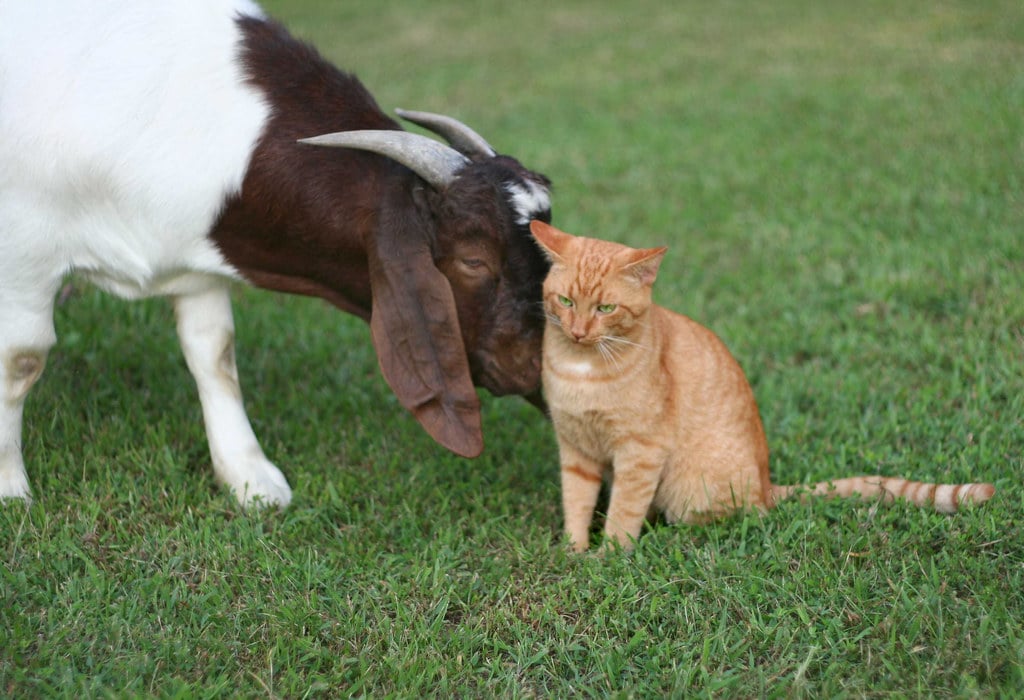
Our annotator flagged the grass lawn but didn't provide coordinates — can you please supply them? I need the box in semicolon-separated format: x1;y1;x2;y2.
3;0;1023;696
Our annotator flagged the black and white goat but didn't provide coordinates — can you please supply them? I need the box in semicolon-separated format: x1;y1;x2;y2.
0;0;553;506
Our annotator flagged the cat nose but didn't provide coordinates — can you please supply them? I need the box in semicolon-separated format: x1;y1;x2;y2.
571;329;586;342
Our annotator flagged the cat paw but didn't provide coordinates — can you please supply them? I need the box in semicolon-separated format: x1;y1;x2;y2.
596;537;636;555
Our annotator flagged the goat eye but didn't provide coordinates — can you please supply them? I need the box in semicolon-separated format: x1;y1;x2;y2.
596;303;617;314
458;257;491;277
557;295;574;308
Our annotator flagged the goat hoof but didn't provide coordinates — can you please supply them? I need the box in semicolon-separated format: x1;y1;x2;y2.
0;468;32;502
220;456;293;509
239;483;292;509
236;474;292;509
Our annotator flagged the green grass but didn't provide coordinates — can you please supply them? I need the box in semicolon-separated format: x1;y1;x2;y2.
3;0;1023;696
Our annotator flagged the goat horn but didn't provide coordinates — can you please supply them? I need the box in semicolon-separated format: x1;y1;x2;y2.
395;109;497;159
298;130;469;189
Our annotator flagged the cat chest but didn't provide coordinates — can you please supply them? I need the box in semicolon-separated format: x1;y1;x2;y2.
549;405;629;463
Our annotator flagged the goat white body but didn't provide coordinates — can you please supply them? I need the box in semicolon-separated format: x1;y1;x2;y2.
0;0;293;505
0;0;266;298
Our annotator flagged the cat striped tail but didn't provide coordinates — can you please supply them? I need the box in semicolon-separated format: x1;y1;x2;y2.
771;477;995;514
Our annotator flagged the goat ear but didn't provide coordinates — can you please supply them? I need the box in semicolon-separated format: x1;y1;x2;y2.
366;201;483;458
529;220;569;262
621;246;668;287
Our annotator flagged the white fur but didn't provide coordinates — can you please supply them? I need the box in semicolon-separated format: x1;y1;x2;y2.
505;180;551;226
175;289;291;505
553;359;595;377
0;0;293;506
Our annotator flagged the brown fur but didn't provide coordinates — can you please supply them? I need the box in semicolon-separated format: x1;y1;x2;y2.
530;221;995;552
208;17;554;457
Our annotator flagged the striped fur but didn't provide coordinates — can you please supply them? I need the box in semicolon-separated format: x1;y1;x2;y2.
771;478;996;514
530;221;996;552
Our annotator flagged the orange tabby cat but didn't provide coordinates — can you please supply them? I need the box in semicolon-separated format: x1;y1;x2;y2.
529;220;995;552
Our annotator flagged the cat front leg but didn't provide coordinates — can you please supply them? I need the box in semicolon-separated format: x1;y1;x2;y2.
602;449;664;552
556;439;605;552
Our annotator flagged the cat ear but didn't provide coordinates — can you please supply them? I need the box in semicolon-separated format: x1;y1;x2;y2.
622;246;668;286
529;220;570;262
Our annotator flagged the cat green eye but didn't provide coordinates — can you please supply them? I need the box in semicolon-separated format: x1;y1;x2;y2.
596;303;617;314
557;295;574;308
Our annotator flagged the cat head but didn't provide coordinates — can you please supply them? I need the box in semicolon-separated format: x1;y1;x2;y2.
529;220;667;347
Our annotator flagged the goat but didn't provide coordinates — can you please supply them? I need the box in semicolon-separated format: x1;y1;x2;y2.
0;0;553;507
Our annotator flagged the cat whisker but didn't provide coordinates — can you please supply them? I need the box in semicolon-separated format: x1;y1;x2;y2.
610;342;631;365
602;334;647;351
596;339;623;371
598;337;619;355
